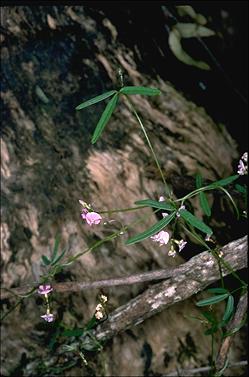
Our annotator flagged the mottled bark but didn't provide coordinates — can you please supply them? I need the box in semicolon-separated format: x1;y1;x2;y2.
0;5;246;376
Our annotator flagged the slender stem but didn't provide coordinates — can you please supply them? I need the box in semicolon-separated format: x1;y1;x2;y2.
210;334;215;375
57;208;161;268
98;205;147;214
125;95;171;198
182;225;247;288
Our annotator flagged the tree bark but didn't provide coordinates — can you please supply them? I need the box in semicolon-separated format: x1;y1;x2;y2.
0;5;246;377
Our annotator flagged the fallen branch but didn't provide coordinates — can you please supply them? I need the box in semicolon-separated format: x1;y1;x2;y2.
0;265;188;300
163;360;247;376
215;293;248;373
94;236;247;341
1;237;247;304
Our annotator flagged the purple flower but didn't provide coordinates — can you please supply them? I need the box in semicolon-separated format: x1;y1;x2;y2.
237;159;247;175
151;230;170;246
38;284;53;295
41;313;54;322
85;212;102;226
81;208;89;219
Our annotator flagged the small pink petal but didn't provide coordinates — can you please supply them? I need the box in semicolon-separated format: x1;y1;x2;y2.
85;212;102;226
159;196;165;202
38;284;53;295
81;208;88;219
151;230;169;246
41;313;54;322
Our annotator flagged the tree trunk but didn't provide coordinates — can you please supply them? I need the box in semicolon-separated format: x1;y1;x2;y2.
1;5;245;377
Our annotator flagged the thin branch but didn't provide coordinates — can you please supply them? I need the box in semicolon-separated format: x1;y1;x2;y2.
215;293;248;373
163;360;247;376
1;265;184;300
1;237;247;303
94;236;247;341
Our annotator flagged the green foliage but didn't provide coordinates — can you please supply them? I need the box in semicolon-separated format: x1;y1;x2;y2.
176;5;207;25
206;175;239;189
119;86;161;96
196;293;229;307
91;93;119;144
169;29;211;70
135;199;176;211
207;288;228;294
174;23;215;38
196;174;211;216
125;211;176;245
169;5;215;70
62;328;84;337
221;295;234;324
235;183;247;194
41;235;67;268
75;90;117;110
179;209;212;235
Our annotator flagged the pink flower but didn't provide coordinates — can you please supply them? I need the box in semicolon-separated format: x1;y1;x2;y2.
81;208;88;219
237;159;247;175
41;313;54;322
38;284;53;295
85;212;102;226
151;230;170;246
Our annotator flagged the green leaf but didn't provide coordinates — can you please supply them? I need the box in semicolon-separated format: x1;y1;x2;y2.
207;288;228;294
196;173;202;189
180;209;212;235
196;174;211;216
199;192;211;217
125;211;176;245
75;90;117;110
119;86;161;96
235;184;247;194
35;85;50;104
169;29;210;70
51;248;67;266
206;175;239;189
41;255;51;266
202;311;216;324
175;23;215;38
135;199;175;211
204;325;218;335
62;328;84;337
91;93;119;144
176;5;197;19
196;293;229;307
176;6;207;25
222;295;234;323
51;234;61;262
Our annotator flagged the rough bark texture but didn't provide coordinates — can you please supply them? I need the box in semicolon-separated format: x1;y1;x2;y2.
0;5;246;377
94;236;247;341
